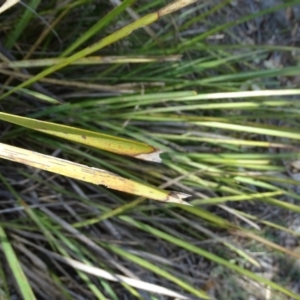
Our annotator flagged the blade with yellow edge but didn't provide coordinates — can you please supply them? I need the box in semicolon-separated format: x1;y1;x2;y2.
0;112;163;162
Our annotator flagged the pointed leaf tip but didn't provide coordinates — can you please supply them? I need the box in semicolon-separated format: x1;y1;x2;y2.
166;191;192;205
135;149;164;163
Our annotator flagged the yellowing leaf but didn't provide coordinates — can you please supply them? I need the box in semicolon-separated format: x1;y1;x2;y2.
0;112;163;162
0;142;190;205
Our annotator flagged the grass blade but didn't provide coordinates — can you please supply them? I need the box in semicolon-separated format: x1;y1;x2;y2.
61;0;136;57
0;112;163;162
0;0;198;100
120;216;300;300
0;142;190;204
5;0;40;49
0;225;36;300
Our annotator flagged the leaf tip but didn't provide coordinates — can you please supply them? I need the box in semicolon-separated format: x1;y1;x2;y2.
166;191;192;206
135;149;164;163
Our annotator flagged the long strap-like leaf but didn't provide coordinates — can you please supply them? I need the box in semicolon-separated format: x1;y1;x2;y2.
0;142;190;204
